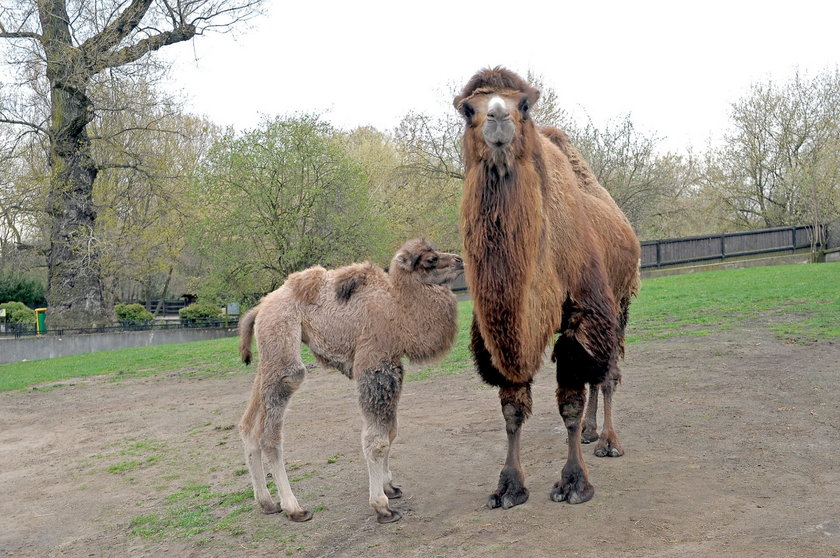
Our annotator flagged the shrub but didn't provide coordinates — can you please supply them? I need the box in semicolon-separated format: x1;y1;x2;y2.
114;303;154;324
0;301;36;323
179;301;223;322
0;276;47;308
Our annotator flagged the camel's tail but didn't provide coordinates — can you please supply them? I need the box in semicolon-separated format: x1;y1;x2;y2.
239;306;260;365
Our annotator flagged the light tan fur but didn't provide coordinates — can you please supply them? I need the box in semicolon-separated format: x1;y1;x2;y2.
238;238;463;523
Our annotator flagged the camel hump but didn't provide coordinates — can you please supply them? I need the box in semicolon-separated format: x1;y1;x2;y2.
286;266;327;304
540;126;610;199
333;263;379;302
539;125;571;149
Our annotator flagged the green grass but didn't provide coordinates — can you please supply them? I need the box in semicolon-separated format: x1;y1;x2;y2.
628;262;840;343
129;478;307;548
2;262;838;392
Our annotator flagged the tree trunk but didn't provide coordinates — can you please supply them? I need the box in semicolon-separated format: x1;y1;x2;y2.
45;87;108;327
154;267;174;317
40;0;108;327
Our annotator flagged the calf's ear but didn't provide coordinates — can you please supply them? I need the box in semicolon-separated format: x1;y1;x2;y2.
395;251;421;272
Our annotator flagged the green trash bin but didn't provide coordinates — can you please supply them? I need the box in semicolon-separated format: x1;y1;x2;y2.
35;307;47;335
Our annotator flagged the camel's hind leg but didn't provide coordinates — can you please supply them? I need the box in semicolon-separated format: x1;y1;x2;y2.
581;383;600;444
240;363;310;521
594;366;624;457
239;298;312;522
357;361;404;523
382;416;402;499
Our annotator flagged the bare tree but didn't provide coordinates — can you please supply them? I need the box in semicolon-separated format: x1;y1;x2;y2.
1;0;262;326
569;114;698;237
708;68;840;240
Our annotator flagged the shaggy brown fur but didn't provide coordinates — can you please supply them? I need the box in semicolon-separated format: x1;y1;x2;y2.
238;239;463;523
454;67;640;508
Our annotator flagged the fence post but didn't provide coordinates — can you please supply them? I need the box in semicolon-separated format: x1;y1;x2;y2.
655;241;661;268
720;234;726;261
791;226;796;253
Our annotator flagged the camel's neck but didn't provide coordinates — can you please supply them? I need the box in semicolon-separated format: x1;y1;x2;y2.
388;272;458;362
460;149;547;377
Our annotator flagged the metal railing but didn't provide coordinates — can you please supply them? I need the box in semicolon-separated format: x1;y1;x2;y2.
0;318;240;339
640;224;825;269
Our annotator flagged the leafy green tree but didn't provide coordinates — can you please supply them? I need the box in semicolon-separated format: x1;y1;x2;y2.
192;114;389;302
0;274;46;307
89;82;221;313
0;300;35;322
114;303;153;324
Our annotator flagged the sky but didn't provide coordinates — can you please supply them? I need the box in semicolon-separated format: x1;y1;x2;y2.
161;0;840;152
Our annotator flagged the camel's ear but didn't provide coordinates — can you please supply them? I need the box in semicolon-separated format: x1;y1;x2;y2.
454;97;475;123
518;89;540;120
395;251;421;272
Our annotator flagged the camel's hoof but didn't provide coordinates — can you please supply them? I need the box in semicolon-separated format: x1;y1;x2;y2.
258;501;282;514
376;509;402;524
594;438;624;457
488;486;529;509
551;466;594;504
489;466;529;509
581;427;599;444
385;485;403;499
287;509;313;522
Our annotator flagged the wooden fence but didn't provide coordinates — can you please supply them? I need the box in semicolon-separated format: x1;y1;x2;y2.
641;224;827;269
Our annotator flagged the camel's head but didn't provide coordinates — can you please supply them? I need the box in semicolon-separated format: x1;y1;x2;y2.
392;238;464;285
453;67;540;161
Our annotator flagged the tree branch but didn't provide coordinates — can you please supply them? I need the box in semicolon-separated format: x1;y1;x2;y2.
80;0;153;56
0;115;48;135
90;25;196;72
0;30;42;40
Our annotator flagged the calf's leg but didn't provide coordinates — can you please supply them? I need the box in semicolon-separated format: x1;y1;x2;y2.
358;362;404;523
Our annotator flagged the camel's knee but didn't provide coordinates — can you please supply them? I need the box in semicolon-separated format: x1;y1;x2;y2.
601;366;622;396
499;383;532;427
262;364;305;408
363;432;390;461
357;362;403;424
557;386;586;428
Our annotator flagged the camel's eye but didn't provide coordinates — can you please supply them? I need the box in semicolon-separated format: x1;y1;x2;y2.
426;257;438;267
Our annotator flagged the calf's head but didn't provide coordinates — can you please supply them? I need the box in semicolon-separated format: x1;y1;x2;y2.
392;238;464;285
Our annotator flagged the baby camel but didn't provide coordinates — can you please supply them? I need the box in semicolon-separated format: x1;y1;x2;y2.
238;239;463;523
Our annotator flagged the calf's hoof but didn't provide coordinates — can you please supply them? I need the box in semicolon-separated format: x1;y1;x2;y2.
287;509;313;522
376;509;402;524
258;501;282;514
384;484;403;499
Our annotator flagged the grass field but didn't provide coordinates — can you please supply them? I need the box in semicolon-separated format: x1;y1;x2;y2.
1;262;837;392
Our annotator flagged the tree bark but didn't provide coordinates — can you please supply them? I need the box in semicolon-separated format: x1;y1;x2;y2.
39;0;108;327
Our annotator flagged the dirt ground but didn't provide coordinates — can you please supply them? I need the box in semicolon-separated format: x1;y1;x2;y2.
1;321;839;558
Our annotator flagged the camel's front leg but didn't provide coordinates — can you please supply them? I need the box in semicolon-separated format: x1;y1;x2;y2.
358;362;404;523
552;384;594;504
489;383;532;509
